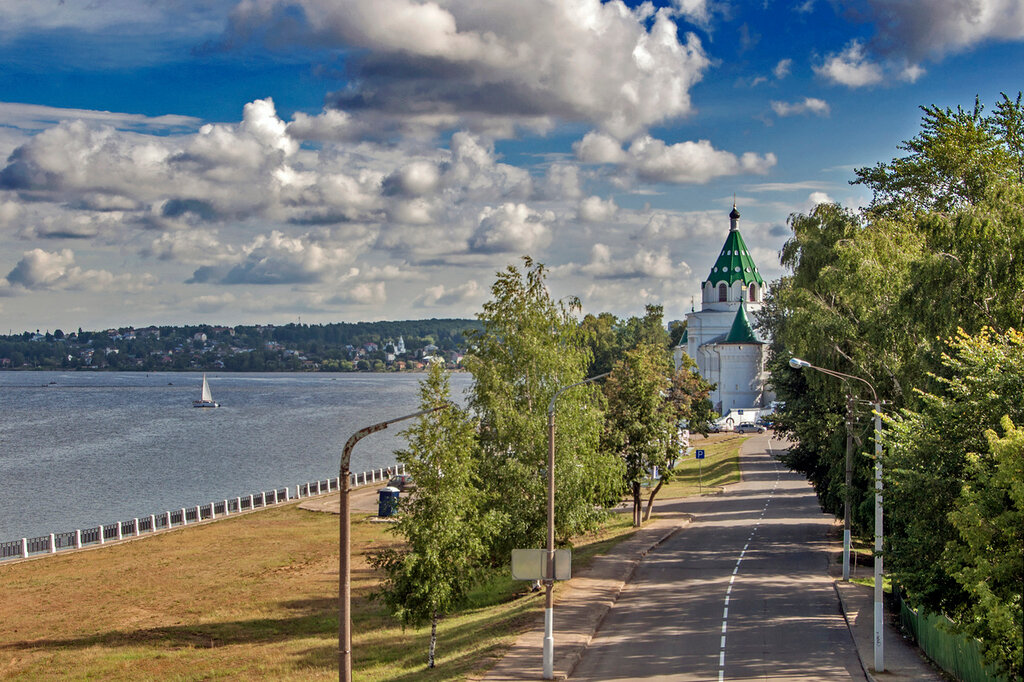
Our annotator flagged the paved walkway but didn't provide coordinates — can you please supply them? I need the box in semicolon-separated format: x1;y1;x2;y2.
480;446;944;681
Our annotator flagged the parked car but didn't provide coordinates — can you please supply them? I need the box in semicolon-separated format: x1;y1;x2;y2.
386;474;415;491
734;422;767;434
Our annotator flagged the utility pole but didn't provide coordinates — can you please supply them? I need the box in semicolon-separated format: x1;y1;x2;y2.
843;394;853;581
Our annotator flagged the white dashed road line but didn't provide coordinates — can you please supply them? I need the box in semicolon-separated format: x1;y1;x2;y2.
718;440;781;682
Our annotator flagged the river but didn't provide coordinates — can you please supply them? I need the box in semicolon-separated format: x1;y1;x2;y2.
0;371;472;541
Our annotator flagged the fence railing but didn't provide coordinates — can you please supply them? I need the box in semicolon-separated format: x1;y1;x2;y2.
897;590;1008;682
0;464;404;563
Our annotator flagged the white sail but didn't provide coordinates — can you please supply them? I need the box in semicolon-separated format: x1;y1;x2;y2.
194;374;218;407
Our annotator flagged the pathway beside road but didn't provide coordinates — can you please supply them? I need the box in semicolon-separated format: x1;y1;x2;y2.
482;434;943;681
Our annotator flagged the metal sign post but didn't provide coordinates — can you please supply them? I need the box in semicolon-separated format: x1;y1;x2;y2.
695;449;705;494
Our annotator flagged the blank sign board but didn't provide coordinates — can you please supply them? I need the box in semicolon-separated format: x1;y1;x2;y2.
511;549;571;580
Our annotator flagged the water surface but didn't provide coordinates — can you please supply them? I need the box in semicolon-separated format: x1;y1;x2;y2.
0;371;471;540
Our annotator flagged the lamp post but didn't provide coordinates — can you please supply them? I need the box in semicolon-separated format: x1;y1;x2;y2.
543;372;609;680
789;357;885;673
338;407;445;682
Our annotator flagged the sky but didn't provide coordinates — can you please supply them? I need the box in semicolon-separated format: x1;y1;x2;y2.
0;0;1022;333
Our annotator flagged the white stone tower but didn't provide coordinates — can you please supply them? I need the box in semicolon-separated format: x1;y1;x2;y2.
674;203;770;414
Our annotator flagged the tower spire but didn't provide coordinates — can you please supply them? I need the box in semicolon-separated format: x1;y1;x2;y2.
729;198;740;232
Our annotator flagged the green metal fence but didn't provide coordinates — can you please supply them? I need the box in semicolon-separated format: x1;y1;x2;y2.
898;591;1009;682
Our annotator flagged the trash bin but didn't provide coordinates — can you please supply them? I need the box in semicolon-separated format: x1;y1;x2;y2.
378;486;400;518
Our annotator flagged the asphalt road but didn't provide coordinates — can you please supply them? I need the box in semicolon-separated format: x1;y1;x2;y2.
570;435;866;681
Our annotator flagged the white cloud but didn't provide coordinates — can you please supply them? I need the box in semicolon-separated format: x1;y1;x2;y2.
634;210;723;242
578;196;618;222
578;243;680;279
773;58;793;79
814;39;928;88
227;0;711;139
771;97;830;117
814;40;884;87
469;203;552;254
807;191;834;207
0;102;200;134
574;132;630;165
145;231;230;266
193;292;238;313
188;230;354;285
1;248;148;292
333;281;388;305
627;136;777;184
414;280;482;307
576;132;776;184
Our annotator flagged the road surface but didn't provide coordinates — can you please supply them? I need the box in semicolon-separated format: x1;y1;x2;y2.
571;435;866;681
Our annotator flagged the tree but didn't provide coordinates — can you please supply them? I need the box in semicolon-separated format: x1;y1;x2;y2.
602;343;675;526
854;93;1024;218
944;415;1024;679
885;329;1024;617
464;257;622;563
371;364;496;668
763;95;1024;535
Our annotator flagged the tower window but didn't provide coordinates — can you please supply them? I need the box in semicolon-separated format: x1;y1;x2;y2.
718;283;728;302
749;285;756;301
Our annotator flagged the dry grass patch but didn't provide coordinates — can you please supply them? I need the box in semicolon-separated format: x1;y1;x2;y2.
0;499;638;680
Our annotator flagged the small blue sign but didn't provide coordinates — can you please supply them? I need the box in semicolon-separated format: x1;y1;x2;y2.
695;449;705;459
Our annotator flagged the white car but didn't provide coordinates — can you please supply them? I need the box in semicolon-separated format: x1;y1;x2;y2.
734;423;767;434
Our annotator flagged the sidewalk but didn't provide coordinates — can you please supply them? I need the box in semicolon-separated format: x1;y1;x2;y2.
481;510;690;681
833;579;946;681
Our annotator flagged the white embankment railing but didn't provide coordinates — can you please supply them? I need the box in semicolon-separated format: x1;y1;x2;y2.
0;464;404;563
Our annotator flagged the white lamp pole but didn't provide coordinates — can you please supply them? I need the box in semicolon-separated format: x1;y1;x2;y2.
543;372;609;679
789;357;884;673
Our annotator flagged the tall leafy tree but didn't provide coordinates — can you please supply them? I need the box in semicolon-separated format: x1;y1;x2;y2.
371;364;495;669
946;415;1024;679
885;329;1024;618
464;258;622;561
603;343;675;526
763;94;1024;535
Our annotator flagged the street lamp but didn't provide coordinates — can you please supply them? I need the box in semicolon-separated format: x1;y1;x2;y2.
338;407;445;682
543;372;609;680
789;357;885;673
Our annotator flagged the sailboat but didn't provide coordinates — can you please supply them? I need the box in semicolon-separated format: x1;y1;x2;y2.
192;374;219;408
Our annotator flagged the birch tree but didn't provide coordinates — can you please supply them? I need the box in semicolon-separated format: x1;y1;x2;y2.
371;364;495;669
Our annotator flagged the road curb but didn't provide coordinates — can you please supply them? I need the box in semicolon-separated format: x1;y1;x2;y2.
834;580;881;682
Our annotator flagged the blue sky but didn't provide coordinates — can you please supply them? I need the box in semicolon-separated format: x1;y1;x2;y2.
0;0;1021;332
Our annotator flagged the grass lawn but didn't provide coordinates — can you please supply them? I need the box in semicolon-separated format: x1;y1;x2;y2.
0;435;747;680
650;433;748;499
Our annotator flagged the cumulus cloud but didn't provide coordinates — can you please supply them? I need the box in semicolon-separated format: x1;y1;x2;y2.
814;40;885;87
576;133;776;184
773;58;793;79
469;203;552;254
634;210;724;242
1;248;148;292
865;0;1024;61
577;244;680;279
188;230;353;285
226;0;711;139
578;196;618;223
771;98;830;117
814;39;927;88
414;280;482;307
145;231;230;266
807;191;834;207
331;281;388;305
